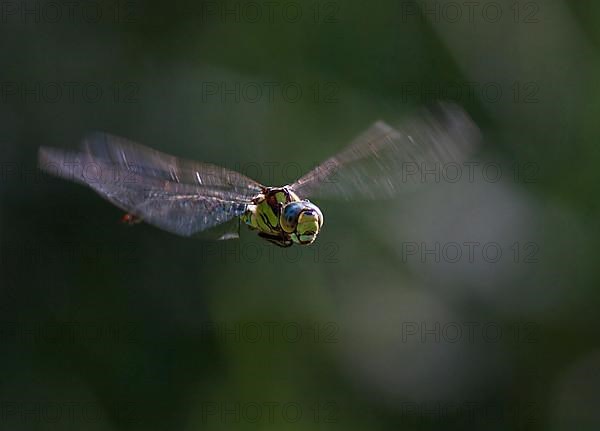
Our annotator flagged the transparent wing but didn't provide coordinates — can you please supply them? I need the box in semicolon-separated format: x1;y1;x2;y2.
38;134;264;237
81;132;263;200
289;102;481;200
195;216;242;241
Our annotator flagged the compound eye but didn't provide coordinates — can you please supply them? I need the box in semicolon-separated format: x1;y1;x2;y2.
294;208;321;245
297;232;317;245
280;202;304;233
303;202;323;228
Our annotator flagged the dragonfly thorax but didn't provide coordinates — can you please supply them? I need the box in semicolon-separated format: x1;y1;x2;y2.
241;186;324;247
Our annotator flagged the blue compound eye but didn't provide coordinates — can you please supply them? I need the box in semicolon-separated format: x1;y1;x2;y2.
302;202;323;228
284;202;304;219
280;202;305;233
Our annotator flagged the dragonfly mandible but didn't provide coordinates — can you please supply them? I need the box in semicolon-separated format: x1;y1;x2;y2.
38;102;480;247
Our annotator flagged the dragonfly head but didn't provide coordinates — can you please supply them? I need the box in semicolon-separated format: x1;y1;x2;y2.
280;201;324;245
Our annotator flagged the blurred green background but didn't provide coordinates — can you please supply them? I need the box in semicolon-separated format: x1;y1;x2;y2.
2;0;600;430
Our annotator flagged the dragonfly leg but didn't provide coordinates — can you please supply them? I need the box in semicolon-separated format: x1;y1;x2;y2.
258;232;293;247
121;213;142;225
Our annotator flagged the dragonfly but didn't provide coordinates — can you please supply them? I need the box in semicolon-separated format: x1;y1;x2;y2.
38;102;480;247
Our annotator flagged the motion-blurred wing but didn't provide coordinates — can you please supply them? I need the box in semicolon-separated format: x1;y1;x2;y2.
289;102;481;200
196;216;242;241
81;132;263;200
38;134;263;237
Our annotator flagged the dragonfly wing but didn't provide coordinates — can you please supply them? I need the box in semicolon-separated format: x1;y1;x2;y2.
132;189;247;236
289;102;481;200
81;132;263;201
38;139;256;237
193;216;242;241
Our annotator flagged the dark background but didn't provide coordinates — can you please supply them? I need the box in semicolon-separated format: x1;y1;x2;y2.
2;0;600;430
